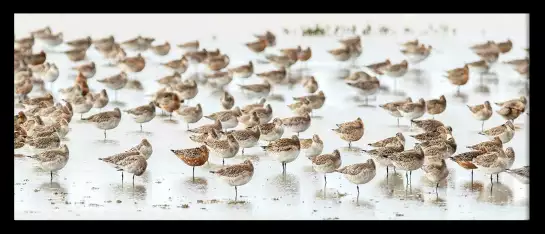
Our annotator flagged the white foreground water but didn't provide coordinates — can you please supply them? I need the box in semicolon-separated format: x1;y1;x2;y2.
14;14;529;220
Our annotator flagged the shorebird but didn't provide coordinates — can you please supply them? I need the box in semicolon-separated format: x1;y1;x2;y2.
362;145;403;176
293;91;326;112
345;71;374;82
411;119;445;132
365;59;391;75
476;51;499;64
450;150;485;186
300;134;324;158
388;145;424;185
217;126;260;155
401;44;433;64
125;139;153;160
238;111;261;129
368;132;405;148
93;35;115;49
384;60;408;92
171;145;209;180
249;104;273;124
205;54;230;71
15;79;33;102
99;153;147;185
262;135;300;174
310;149;342;189
14;35;35;50
66;36;92;50
287;99;312;116
117;53;146;74
256;68;287;85
238;81;271;99
467;137;503;152
496;39;513;54
72;62;96;79
188;119;223;134
495;96;527;112
426;95;447;119
25;51;47;65
265;54;296;70
154;92;182;120
30;26;52;38
210;159;254;201
25;133;61;150
469;41;497;54
420;134;457;159
328;47;351;63
398;98;426;128
473;147;515;183
177;40;199;52
298;47;312;69
497;106;523;123
444;65;469;94
379;97;412;126
205;108;241;130
229;61;254;80
346;79;380;106
120;36;153;51
64;93;94;120
257;118;284;142
22;93;54;109
504;166;529;184
254;31;276;47
90;89;109;110
336;159;376;203
150;42;171;56
410;126;452;142
38;32;63;47
302;76;319;94
157;72;181;85
81;108;122;140
479;121;515;144
422;159;449;194
332;117;364;148
281;114;311;136
241;98;266;115
171;79;198;104
245;39;267;54
161;56;188;74
205;132;239;165
26;144;69;182
176;104;203;130
221;91;235;110
205;71;233;89
64;48;87;62
467;101;493;131
97;72;128;101
465;60;489;79
124;102;156;131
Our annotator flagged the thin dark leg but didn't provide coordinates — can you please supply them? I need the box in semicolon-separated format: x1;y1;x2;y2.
481;121;485;132
457;86;460;95
170;113;172;120
192;167;195;182
356;185;360;204
435;182;439;194
132;174;135;187
235;186;238;201
471;170;474;190
409;171;412;185
397;118;400;127
222;158;225;165
242;148;245;155
432;115;435;120
140;124;143;132
393;167;396;173
104;130;107;140
348;142;352;148
490;174;493;184
496;174;499;183
121;172;124;183
80;114;83;120
405;171;409;186
386;166;389;176
50;171;53;183
297;132;300;137
324;174;327;186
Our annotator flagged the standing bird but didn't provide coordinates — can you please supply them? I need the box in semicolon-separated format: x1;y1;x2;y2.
257;118;284;142
171;145;209;181
467;101;493;132
238;81;271;100
81;108;122;140
124;102;156;132
125;139;153;160
388;145;425;185
292;91;326;113
97;72;128;102
229;61;254;80
368;132;405;148
101;153;147;185
262;135;301;174
444;65;469;95
346;79;380;106
449;150;485;186
310;149;342;190
281;114;311;136
302;76;319;94
98;151;141;182
422;159;449;195
332;117;364;148
479;121;515;144
379;97;412;127
154;92;182;120
384;60;408;94
205;133;239;165
72;62;96;79
505;166;529;184
398;98;426;128
176;104;203;130
26;145;69;183
362;145;404;176
171;80;199;104
217;126;261;155
210;160;254;201
473;147;515;183
221;91;235;110
300;134;324;159
150;42;171;56
336;159;376;204
467;137;503;152
426;95;447;119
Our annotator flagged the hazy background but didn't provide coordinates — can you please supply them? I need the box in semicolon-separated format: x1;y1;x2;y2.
15;14;528;41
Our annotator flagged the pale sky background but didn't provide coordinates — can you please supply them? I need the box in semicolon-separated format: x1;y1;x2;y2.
15;14;528;40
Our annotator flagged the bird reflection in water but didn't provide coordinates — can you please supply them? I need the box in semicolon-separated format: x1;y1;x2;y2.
93;139;120;145
450;91;468;103
339;146;363;154
477;182;513;205
183;176;208;193
39;182;68;202
377;172;404;198
112;184;148;201
268;173;300;195
462;180;484;192
474;84;491;94
334;68;351;80
482;72;499;85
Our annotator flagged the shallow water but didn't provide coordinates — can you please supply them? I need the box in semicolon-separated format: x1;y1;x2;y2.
14;16;529;220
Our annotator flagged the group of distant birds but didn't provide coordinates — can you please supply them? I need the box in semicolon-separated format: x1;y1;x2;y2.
14;25;529;203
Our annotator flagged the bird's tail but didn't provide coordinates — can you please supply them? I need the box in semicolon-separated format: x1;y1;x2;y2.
26;155;36;159
209;171;216;174
478;132;485;135
260;146;267;151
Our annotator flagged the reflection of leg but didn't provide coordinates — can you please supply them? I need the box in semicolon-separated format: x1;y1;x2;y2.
481;121;485;132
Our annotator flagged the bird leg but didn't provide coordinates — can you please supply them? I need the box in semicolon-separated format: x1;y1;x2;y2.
356;185;360;205
242;148;245;155
80;114;83;120
405;171;409;186
397;118;400;127
496;174;499;183
192;167;195;182
140;124;143;132
348;142;352;148
50;171;53;183
324;174;327;186
490;174;493;184
114;90;118;102
132;174;135;187
471;170;474;190
222;158;225;165
456;86;461;95
104;130;107;140
121;172;124;183
481;121;485;132
409;171;412;185
235;186;238;201
393;167;397;174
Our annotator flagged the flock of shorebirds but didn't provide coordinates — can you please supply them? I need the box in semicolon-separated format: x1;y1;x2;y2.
14;26;529;203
